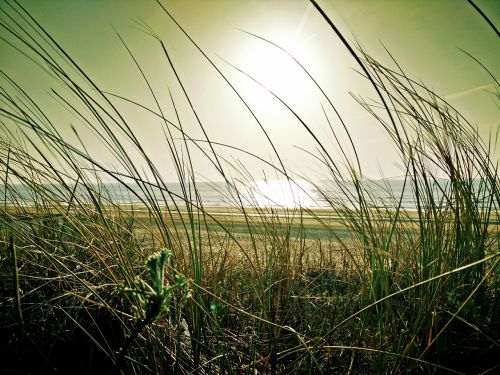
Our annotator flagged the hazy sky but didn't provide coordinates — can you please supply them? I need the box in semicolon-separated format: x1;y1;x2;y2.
1;0;499;182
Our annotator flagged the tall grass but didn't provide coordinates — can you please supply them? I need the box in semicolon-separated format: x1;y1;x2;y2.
1;0;499;373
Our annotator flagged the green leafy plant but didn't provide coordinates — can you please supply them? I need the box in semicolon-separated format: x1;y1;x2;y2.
125;249;188;321
118;249;189;368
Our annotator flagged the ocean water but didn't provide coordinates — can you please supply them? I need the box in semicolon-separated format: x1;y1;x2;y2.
0;178;489;211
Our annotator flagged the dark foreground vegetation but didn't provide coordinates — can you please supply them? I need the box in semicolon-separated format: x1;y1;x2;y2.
1;1;499;373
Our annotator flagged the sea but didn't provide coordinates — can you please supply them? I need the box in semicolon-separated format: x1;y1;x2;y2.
1;178;482;212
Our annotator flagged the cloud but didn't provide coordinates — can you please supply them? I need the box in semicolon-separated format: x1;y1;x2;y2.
444;83;497;100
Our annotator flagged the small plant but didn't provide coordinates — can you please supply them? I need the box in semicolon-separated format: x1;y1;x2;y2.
125;249;188;321
118;249;189;368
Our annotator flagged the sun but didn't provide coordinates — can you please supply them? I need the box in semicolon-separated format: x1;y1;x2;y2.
232;31;318;116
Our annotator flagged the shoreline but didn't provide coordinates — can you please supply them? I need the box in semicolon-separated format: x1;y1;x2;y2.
2;202;499;225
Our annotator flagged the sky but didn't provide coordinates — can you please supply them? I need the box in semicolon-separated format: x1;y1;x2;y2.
1;0;499;183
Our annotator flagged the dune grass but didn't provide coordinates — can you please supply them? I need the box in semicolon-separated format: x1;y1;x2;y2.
1;0;499;373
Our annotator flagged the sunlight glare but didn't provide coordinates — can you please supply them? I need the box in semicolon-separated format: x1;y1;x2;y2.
252;179;317;208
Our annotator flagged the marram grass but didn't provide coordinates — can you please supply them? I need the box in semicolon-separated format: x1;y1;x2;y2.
0;0;499;374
